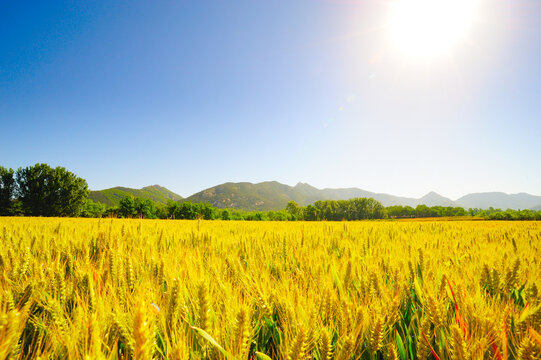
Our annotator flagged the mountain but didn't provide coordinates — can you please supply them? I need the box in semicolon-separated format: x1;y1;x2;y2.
183;181;456;211
298;186;456;208
89;185;183;206
455;192;541;210
183;181;306;211
90;181;541;211
418;191;456;207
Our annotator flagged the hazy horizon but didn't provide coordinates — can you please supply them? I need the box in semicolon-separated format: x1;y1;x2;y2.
2;1;540;200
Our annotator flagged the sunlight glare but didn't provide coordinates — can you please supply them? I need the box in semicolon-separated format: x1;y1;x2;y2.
389;0;477;58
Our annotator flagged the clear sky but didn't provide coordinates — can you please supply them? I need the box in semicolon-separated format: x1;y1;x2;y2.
1;0;540;199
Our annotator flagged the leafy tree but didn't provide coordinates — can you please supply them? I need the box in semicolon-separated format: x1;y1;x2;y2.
117;196;158;219
468;208;482;216
81;199;106;218
415;204;433;218
286;200;300;217
0;166;16;215
221;209;231;220
155;203;168;219
198;203;217;220
178;202;198;219
104;207;119;218
230;211;245;220
267;210;289;221
118;196;136;218
314;200;340;220
166;201;180;219
312;198;386;220
16;163;89;217
484;208;541;221
366;198;386;219
135;198;156;218
253;212;265;221
166;201;218;220
303;205;320;221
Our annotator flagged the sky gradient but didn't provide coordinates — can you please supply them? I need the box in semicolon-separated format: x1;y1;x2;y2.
1;0;540;199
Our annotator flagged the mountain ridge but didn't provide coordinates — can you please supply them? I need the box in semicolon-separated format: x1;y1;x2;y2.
90;182;541;211
182;182;541;211
455;192;541;210
89;184;183;206
184;182;456;210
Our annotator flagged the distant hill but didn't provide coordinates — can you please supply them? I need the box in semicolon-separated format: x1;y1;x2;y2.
89;185;183;206
90;181;541;211
183;181;306;211
183;181;457;211
455;192;541;210
417;191;456;207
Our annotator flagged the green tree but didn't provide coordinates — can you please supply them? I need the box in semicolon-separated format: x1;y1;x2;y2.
155;203;168;219
286;200;300;217
16;163;89;217
166;200;181;219
0;166;17;215
366;198;386;219
303;205;320;221
135;198;156;218
221;209;231;220
118;196;136;218
80;199;106;218
415;204;431;218
314;200;340;220
198;203;217;220
178;202;198;219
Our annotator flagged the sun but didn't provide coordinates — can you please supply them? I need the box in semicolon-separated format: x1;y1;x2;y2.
389;0;477;58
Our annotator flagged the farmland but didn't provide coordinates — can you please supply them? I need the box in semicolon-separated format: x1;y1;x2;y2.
0;218;540;359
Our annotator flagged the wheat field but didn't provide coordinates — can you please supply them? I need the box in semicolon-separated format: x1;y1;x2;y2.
0;217;539;359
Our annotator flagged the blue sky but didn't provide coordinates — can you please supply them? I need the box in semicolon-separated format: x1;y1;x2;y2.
1;0;540;199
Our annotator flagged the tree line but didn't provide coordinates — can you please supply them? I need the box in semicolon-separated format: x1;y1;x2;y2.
83;198;541;221
285;199;386;221
2;163;541;220
0;164;89;216
386;205;468;218
82;198;297;221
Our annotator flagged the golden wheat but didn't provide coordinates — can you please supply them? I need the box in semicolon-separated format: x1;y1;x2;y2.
0;217;539;359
